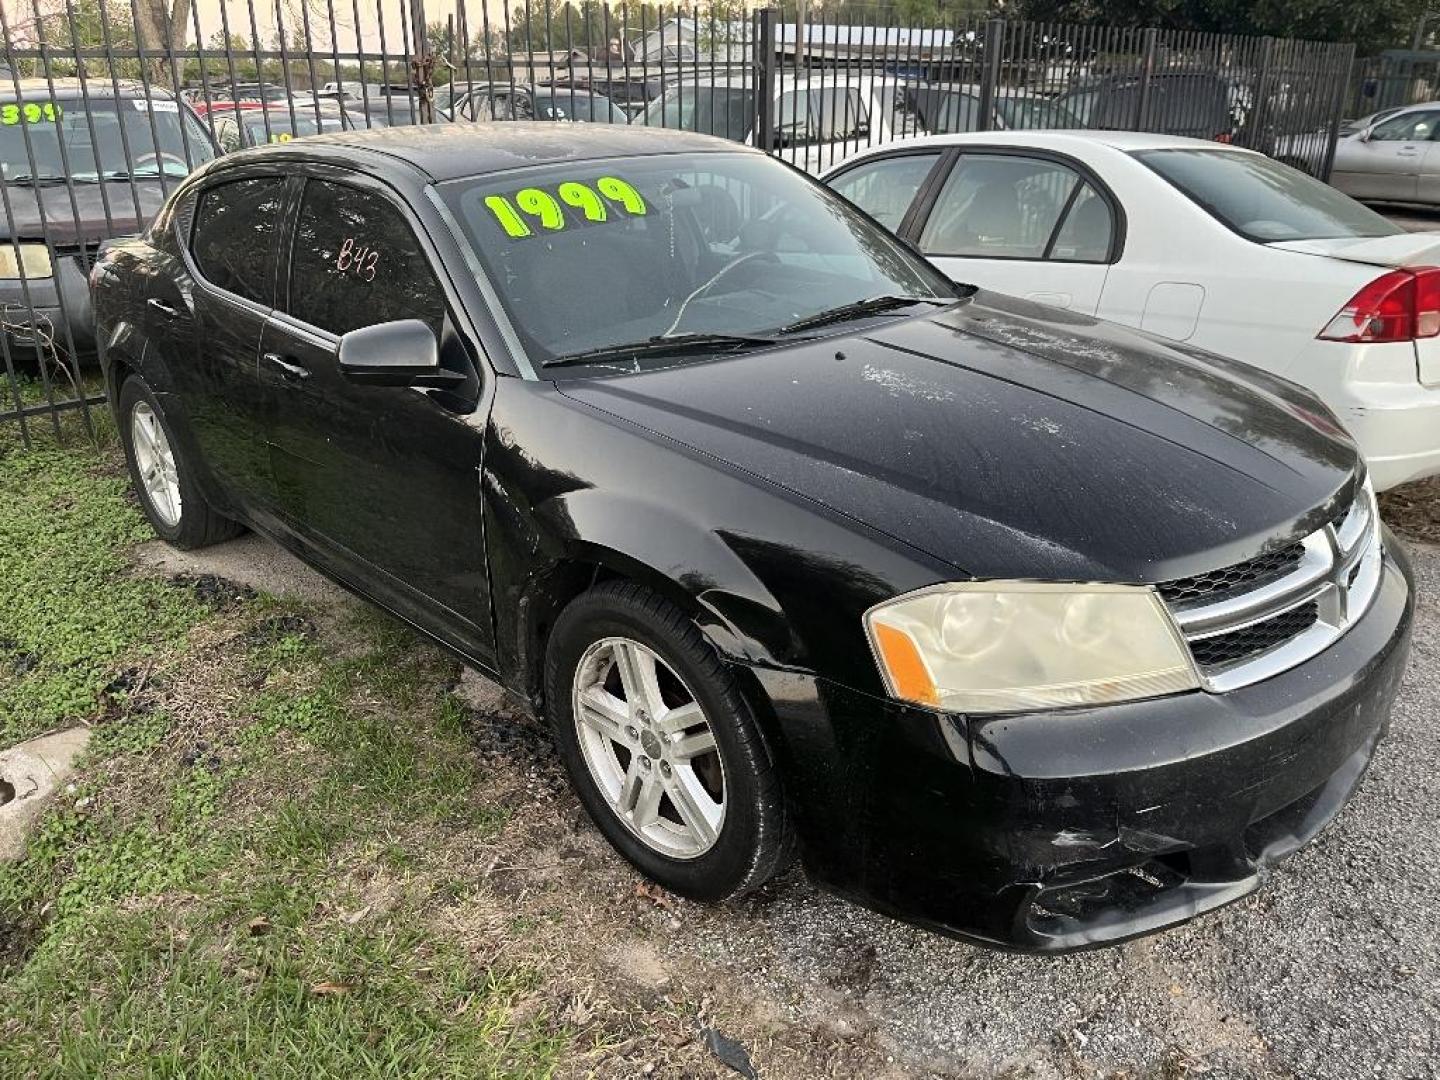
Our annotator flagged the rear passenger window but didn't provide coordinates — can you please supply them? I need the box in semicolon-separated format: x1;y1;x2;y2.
191;177;284;303
287;179;446;337
829;153;940;231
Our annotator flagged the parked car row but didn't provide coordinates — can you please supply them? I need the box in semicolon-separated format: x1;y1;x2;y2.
88;121;1414;955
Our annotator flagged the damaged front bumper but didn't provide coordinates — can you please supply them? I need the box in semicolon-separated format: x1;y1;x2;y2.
747;539;1414;952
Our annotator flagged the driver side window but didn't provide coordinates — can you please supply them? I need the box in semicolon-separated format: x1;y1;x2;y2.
829;152;941;230
1371;111;1440;141
286;179;446;337
919;154;1113;263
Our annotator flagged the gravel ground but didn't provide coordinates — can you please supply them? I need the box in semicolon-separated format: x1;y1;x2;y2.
678;538;1440;1079
143;528;1439;1079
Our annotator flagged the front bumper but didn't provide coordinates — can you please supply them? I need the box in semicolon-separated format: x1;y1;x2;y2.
747;540;1414;952
0;256;96;364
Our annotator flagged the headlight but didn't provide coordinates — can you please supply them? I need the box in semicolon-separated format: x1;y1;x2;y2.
865;582;1200;714
0;243;52;280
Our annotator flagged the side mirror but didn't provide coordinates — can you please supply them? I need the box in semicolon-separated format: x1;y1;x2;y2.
337;319;465;388
1357;126;1373;143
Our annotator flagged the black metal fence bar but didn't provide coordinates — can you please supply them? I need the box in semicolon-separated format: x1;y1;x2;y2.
0;3;1354;441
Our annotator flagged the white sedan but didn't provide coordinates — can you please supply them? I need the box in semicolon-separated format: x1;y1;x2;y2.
821;131;1440;491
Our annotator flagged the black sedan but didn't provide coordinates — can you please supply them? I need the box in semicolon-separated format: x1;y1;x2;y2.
90;124;1414;952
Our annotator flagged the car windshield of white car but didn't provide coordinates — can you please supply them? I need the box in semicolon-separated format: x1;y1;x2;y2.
1135;148;1400;243
440;151;954;373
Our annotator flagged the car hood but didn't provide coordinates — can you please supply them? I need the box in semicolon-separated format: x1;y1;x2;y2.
0;179;168;245
556;292;1358;583
1269;232;1440;268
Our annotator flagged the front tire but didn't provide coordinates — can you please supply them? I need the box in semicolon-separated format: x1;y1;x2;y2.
118;375;242;550
545;581;793;901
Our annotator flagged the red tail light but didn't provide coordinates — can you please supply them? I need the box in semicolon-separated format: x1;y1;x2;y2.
1318;266;1440;343
1213;132;1233;144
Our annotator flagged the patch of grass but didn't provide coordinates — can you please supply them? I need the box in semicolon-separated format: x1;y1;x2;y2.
92;708;172;755
0;444;203;744
1;437;580;1077
0;885;569;1079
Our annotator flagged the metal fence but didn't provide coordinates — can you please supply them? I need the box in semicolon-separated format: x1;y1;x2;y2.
1348;50;1440;118
0;1;1355;444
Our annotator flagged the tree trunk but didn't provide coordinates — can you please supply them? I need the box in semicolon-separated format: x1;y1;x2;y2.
133;0;192;88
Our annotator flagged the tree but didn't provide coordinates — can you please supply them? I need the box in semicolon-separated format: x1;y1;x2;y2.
132;0;193;83
1011;0;1430;55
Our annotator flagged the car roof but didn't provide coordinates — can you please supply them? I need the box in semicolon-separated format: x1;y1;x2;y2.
1382;100;1440;115
229;121;754;181
659;72;888;91
0;78;166;101
836;129;1253;156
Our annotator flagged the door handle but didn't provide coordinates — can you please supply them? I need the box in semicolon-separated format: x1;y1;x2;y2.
146;297;179;318
263;352;311;383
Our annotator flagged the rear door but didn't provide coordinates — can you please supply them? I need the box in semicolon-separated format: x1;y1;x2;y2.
257;169;494;661
1331;109;1440;201
909;150;1119;312
150;170;286;515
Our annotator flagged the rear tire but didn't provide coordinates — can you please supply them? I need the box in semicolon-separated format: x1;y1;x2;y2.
118;374;242;550
545;581;794;902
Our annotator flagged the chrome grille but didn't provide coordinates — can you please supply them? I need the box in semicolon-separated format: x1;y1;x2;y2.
1159;479;1382;692
1157;543;1305;605
1187;602;1320;668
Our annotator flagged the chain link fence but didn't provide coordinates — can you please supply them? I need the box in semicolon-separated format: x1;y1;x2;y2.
0;1;1355;443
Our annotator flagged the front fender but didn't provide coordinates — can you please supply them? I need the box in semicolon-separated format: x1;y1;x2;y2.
543;489;798;668
482;378;956;707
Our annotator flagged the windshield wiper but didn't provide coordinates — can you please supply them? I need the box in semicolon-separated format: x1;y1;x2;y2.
543;331;783;369
92;169;173;181
4;174;70;186
774;295;948;336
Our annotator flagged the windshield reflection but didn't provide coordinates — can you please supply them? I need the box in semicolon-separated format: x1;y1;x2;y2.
442;151;953;373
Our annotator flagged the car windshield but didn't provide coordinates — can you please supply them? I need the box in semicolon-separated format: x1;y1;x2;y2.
1135;148;1400;242
639;87;754;140
0;96;214;181
441;151;953;372
996;96;1081;129
533;91;628;124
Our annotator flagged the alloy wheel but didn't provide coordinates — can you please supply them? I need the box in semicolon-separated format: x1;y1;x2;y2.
571;636;726;859
130;400;182;528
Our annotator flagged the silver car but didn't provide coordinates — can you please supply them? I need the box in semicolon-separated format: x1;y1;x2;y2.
1330;100;1440;203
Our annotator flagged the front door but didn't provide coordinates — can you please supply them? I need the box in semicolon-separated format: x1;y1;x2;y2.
151;172;286;517
913;152;1117;313
1331;109;1440;202
258;172;494;662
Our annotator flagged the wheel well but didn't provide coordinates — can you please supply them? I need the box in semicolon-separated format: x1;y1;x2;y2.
519;558;703;711
104;349;139;405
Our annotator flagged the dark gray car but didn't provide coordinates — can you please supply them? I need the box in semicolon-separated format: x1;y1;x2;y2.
0;78;216;364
